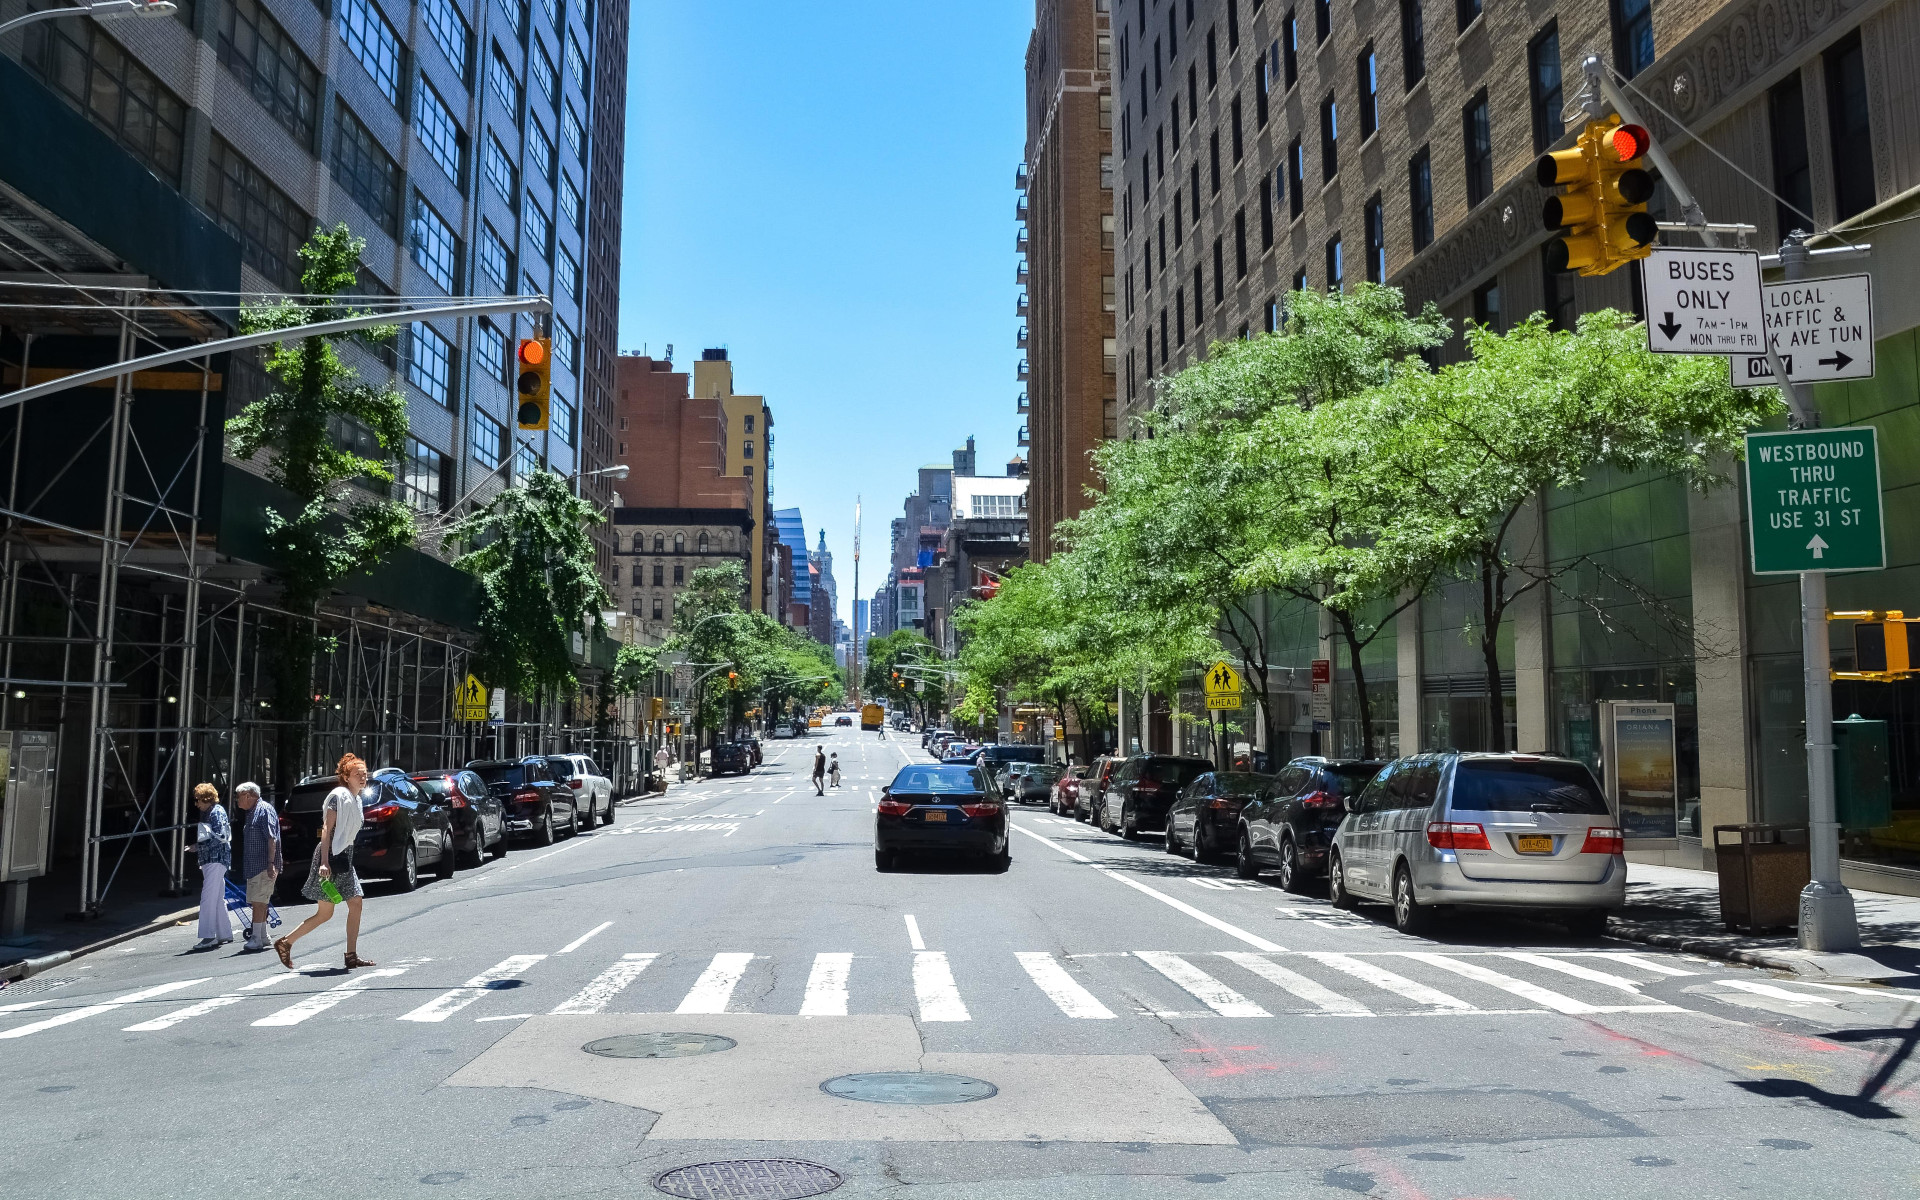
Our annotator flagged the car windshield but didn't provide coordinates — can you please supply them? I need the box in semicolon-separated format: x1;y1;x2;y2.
474;764;533;786
413;777;452;799
1450;760;1610;815
891;766;985;794
1322;763;1383;796
547;759;577;778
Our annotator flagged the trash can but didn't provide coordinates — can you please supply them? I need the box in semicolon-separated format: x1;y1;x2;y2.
1713;824;1811;932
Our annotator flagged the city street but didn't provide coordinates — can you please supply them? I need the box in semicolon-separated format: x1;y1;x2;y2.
3;727;1915;1198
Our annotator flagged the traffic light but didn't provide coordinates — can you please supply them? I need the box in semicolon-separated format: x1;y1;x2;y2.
1537;119;1657;276
1831;610;1920;681
515;337;551;429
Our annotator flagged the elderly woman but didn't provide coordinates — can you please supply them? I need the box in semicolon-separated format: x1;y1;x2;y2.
274;753;376;971
191;782;232;951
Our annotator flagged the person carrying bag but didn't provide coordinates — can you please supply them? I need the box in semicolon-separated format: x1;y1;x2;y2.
274;753;376;971
191;783;233;951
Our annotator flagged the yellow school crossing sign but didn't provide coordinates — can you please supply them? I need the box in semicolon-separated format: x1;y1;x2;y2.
455;674;490;722
1204;661;1243;710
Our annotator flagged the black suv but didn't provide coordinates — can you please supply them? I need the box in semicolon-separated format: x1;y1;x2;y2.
1237;757;1386;890
281;768;456;892
468;756;575;845
1166;771;1279;863
1100;754;1213;839
710;742;752;776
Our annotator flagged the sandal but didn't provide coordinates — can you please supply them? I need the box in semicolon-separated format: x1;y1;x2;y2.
273;937;294;969
343;951;376;970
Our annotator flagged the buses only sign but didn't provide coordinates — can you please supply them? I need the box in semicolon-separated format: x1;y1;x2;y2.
1745;427;1885;574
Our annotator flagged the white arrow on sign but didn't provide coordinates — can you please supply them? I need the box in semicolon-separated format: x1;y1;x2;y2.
1808;534;1829;560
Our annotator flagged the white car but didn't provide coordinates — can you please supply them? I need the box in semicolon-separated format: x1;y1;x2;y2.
544;754;616;829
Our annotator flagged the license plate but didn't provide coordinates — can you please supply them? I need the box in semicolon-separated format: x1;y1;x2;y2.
923;811;947;823
1515;834;1554;855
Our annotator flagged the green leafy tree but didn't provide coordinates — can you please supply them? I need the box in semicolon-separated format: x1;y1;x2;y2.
226;224;415;784
863;630;943;722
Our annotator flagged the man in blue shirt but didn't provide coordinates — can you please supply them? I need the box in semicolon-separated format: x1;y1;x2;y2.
234;782;282;952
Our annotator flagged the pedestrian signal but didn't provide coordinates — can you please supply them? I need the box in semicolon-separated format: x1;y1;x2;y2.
1538;119;1657;277
516;337;551;429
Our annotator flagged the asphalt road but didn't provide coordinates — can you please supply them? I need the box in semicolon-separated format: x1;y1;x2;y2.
4;726;1917;1199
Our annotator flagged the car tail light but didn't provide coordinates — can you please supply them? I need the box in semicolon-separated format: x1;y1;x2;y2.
569;779;583;789
1427;821;1491;851
960;800;1002;818
513;788;539;804
1208;796;1241;809
363;802;399;821
449;792;469;808
1580;826;1625;854
1301;790;1342;811
877;798;912;816
1136;781;1163;796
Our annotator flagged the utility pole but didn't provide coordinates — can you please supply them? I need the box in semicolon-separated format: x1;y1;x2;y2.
851;497;861;705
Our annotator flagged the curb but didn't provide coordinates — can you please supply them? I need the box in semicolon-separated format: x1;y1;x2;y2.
1607;918;1809;972
1;905;198;984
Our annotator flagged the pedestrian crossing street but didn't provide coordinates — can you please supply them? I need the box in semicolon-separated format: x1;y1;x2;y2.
0;943;1889;1044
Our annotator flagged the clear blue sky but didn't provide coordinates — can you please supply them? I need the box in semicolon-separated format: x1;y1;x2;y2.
619;2;1033;627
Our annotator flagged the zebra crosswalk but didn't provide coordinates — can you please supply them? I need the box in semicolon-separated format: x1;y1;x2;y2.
0;945;1883;1046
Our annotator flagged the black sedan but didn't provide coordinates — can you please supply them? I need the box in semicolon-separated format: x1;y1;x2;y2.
410;768;506;866
281;768;456;893
468;756;575;845
710;742;752;775
875;764;1009;872
1166;771;1278;863
1237;757;1385;890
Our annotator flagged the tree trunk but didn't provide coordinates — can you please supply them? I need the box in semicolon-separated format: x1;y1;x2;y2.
1478;546;1507;753
1333;613;1377;760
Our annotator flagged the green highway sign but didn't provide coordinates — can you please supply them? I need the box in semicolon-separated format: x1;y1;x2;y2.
1745;427;1884;574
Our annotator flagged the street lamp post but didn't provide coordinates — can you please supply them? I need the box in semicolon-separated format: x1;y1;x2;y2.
0;0;176;38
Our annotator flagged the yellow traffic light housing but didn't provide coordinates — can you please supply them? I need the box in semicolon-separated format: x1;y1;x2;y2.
1830;610;1919;681
1538;119;1657;277
516;337;552;429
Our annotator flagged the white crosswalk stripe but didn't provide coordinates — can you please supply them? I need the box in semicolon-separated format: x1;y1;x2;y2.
549;953;657;1015
126;971;309;1032
255;969;409;1027
1135;951;1271;1017
1218;951;1372;1015
799;953;854;1017
1498;952;1653;996
1017;952;1117;1019
0;979;207;1039
1399;952;1681;1015
912;950;971;1021
399;955;544;1023
675;952;755;1014
1304;952;1477;1011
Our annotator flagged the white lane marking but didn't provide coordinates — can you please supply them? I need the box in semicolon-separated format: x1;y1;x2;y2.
1401;952;1681;1015
1714;979;1845;1005
799;953;854;1016
0;979;207;1040
399;955;546;1023
1580;952;1698;977
125;972;308;1032
1305;953;1478;1011
0;999;50;1015
912;950;971;1021
450;841;582;888
1016;952;1117;1019
1010;822;1285;951
675;952;755;1014
1135;951;1271;1017
1786;980;1917;998
1218;951;1373;1014
557;921;613;954
1499;952;1650;995
475;1014;534;1022
253;968;408;1027
549;953;658;1014
903;914;926;951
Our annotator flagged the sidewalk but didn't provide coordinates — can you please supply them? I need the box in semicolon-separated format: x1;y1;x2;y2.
1;852;200;980
1612;862;1920;981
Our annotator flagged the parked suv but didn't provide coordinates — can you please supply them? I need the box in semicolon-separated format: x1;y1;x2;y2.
1327;752;1624;937
1166;770;1278;863
1100;754;1213;839
1237;758;1386;891
1078;755;1125;823
410;768;505;866
468;756;575;844
544;754;614;829
282;768;456;892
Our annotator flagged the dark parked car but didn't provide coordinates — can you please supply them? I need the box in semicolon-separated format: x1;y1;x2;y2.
282;768;456;892
744;737;764;766
710;742;752;776
979;743;1047;786
1099;755;1213;839
468;756;576;844
874;763;1009;872
1166;771;1279;863
1237;758;1386;891
410;768;506;866
1078;756;1126;822
942;744;984;765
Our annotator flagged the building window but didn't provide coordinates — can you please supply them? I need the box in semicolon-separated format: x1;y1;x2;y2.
1409;146;1434;250
1103;274;1117;312
1259;174;1274;247
1364;194;1385;283
651;598;663;620
1174;193;1184;246
205;136;308;290
526;197;552;258
1283;9;1297;87
1401;0;1426;90
479;222;512;290
1234;208;1248;277
1325;236;1343;292
26;20;187;185
1473;279;1502;331
1542;245;1575;331
654;534;665;552
698;532;710;553
566;29;589;89
552;318;577;371
216;0;320;148
1212;238;1224;302
1288;138;1304;218
532;44;558;106
1226;0;1240;48
1231;95;1243;160
331;100;401;236
1265;297;1280;332
560;174;583;229
472;409;507;469
338;0;402;105
1256;45;1272;126
528;121;555;184
557;245;579;299
490;46;523;117
1102;213;1116;249
1462;90;1492;207
406;322;454;406
513;441;539;481
1315;0;1330;42
552;391;576;446
1529;24;1563;153
1611;0;1654;79
1104;336;1118;374
416;78;466;185
652;564;664;586
477;320;508;385
562;105;585;159
673;564;685;584
422;0;472;79
1456;0;1481;31
500;0;526;40
1824;31;1876;221
1100;154;1115;190
484;133;517;201
1320;95;1338;182
1176;287;1187;345
409;193;460;292
1358;47;1378;140
1768;73;1812;239
397;438;448;513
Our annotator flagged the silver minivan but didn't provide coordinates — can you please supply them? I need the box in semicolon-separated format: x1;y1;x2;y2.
1327;752;1625;937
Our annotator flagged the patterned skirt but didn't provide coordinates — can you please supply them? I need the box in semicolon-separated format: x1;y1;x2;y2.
300;845;364;902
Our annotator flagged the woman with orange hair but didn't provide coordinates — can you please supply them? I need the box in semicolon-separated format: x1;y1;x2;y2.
274;753;376;970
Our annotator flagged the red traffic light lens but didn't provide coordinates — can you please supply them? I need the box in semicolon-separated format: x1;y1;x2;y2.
517;339;546;365
1609;123;1650;162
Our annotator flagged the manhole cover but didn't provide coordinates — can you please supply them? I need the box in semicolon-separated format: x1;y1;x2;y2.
820;1071;997;1104
0;975;77;996
653;1159;842;1199
582;1032;736;1059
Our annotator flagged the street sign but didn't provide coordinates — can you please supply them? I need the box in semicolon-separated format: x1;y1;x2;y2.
672;664;694;695
1745;427;1885;574
1641;248;1766;356
455;674;489;723
1309;658;1332;733
1203;660;1243;710
1735;273;1875;387
488;688;506;726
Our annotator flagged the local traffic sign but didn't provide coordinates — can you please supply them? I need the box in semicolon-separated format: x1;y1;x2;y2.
1735;273;1875;387
455;674;489;722
1203;660;1243;710
1745;426;1885;574
1642;248;1766;356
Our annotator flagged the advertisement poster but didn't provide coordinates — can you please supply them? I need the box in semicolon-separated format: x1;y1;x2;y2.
1609;705;1678;839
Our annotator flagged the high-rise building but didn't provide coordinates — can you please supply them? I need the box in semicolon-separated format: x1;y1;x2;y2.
1021;0;1115;563
808;528;837;647
773;507;810;629
693;350;776;616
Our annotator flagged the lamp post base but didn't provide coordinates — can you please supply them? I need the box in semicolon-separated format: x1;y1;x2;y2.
1799;880;1862;951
